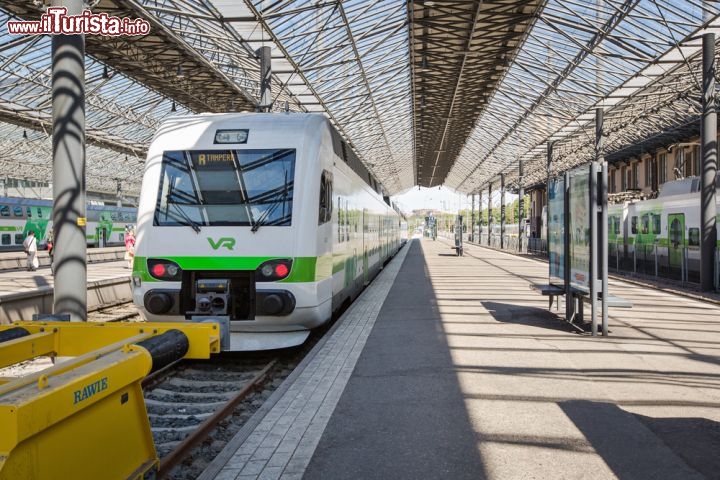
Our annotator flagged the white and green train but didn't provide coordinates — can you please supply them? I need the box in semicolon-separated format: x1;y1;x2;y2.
0;197;136;251
608;176;720;278
132;113;402;351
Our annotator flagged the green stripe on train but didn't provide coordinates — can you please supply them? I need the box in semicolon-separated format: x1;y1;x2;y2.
133;256;318;283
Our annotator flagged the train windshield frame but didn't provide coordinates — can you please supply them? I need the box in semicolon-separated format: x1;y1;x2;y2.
154;149;295;228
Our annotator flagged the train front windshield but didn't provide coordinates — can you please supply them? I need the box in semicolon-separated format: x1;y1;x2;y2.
154;149;295;229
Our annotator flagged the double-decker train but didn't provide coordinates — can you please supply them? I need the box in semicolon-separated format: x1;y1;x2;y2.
0;197;136;251
132;113;402;351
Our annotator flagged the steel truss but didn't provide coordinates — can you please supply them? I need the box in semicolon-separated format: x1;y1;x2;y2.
0;0;718;199
441;0;719;194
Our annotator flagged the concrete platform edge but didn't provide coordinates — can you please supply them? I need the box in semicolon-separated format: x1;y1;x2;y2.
198;242;411;480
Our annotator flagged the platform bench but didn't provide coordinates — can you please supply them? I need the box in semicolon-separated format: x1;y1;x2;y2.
580;292;633;309
529;283;566;310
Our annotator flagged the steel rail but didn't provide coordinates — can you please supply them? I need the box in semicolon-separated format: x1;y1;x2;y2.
157;358;278;478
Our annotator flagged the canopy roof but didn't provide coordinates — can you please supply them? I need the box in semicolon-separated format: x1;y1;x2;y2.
0;0;718;198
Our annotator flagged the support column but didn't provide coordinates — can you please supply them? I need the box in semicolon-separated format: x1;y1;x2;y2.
470;194;475;242
546;142;553;254
500;173;506;250
52;0;86;321
701;32;717;291
256;46;272;112
487;183;493;246
594;107;609;336
518;159;525;253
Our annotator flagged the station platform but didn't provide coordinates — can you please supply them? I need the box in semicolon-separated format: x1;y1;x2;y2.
0;246;124;271
0;260;131;323
201;237;720;480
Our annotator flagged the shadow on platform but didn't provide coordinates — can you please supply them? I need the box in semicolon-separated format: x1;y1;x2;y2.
480;300;577;333
560;400;711;479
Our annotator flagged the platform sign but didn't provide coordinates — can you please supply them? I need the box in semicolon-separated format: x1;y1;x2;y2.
548;176;565;287
568;165;591;292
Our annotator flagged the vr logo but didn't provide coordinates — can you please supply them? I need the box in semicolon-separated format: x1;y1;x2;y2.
207;237;235;251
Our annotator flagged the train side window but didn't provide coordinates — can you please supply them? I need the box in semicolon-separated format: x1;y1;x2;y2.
37;208;42;218
609;217;620;235
0;205;9;217
318;170;333;224
14;234;23;245
630;216;638;234
26;207;32;218
12;206;23;217
652;214;661;234
688;228;700;247
641;214;649;234
1;234;10;245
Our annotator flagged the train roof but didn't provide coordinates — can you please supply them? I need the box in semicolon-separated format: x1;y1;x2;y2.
153;112;391;200
0;196;135;211
157;112;328;130
657;174;720;198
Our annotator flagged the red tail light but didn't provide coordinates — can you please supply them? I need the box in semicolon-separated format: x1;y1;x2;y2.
274;263;289;278
256;259;292;282
147;259;182;281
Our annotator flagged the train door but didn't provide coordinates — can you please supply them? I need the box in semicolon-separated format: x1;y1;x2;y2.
96;227;107;247
668;213;685;268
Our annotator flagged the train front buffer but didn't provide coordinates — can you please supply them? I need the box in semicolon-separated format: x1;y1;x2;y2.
0;321;223;480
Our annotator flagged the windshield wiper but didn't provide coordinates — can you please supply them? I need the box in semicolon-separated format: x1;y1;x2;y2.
165;193;202;233
251;174;291;233
169;202;202;233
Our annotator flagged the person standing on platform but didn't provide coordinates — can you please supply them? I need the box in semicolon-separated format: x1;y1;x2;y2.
47;230;54;274
22;230;39;271
124;227;136;269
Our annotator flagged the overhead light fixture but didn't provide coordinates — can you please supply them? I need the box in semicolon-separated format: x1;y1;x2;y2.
102;65;109;79
22;130;27;140
176;65;184;78
171;101;177;112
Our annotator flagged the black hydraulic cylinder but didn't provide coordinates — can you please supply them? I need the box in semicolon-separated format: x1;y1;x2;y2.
0;327;30;343
701;32;717;291
137;329;190;373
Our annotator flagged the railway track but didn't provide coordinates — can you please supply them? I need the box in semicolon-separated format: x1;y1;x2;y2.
86;300;141;322
3;300;342;479
141;356;284;479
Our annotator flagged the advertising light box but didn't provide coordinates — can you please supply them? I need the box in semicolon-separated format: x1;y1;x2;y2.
548;176;565;287
568;165;591;292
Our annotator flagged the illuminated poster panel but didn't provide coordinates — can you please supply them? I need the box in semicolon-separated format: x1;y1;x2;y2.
548;176;565;287
568;166;590;292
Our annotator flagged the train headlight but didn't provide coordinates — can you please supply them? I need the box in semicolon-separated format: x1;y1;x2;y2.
147;259;182;281
256;259;292;282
